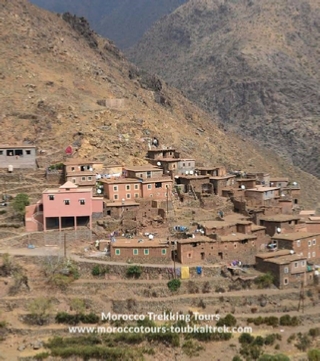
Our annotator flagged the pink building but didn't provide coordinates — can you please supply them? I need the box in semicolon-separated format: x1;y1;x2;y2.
102;178;141;201
141;177;173;200
25;181;103;232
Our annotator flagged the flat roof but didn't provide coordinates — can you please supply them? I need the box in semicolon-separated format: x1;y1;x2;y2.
308;217;320;222
177;237;215;244
199;220;235;229
196;166;224;170
237;178;256;182
43;188;92;194
219;233;257;242
259;214;301;222
110;238;170;248
256;250;292;259
66;171;95;176
142;177;172;183
299;210;316;216
272;232;320;241
270;178;289;182
101;178;140;184
105;201;139;207
177;175;209;180
265;254;307;265
0;144;36;149
64;159;103;165
246;186;279;192
125;165;162;172
147;148;176;152
210;175;236;180
251;225;266;231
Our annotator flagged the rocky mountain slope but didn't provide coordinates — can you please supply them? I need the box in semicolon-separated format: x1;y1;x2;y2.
29;0;187;49
129;0;320;178
2;0;320;208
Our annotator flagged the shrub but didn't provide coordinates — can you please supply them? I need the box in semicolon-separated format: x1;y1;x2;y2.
295;333;311;351
239;333;254;345
27;297;52;326
232;356;243;361
12;193;30;220
308;349;320;361
279;314;300;326
287;333;296;344
33;352;50;360
253;336;264;347
309;327;320;338
55;312;99;325
202;281;211;293
254;273;274;288
70;299;86;313
265;316;279;328
182;340;204;357
167;279;181;292
126;265;142;279
217;314;237;327
187;281;199;294
258;354;290;361
92;265;109;277
264;334;277;346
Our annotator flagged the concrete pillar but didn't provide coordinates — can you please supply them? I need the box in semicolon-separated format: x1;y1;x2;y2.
74;216;77;230
89;216;92;230
59;217;61;231
44;217;47;232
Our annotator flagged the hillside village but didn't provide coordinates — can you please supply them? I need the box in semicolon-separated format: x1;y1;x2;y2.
1;142;320;291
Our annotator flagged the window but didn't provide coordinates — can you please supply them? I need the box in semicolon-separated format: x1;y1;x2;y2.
49;195;54;200
161;249;167;255
312;252;316;257
149;194;153;198
234;243;237;248
144;249;149;255
134;193;139;198
188;163;191;166
187;252;192;258
72;178;76;183
284;267;289;274
114;195;118;200
284;278;288;285
147;184;152;190
79;199;85;205
147;171;151;178
313;239;316;245
183;163;186;167
140;173;143;178
26;150;31;155
308;240;311;247
134;184;139;190
294;262;298;268
0;151;3;155
133;249;138;255
126;185;131;191
115;249;120;256
88;176;92;181
126;194;131;199
81;177;86;181
64;200;70;205
301;261;306;266
297;240;301;247
155;182;162;188
113;186;118;191
71;167;75;171
308;252;311;259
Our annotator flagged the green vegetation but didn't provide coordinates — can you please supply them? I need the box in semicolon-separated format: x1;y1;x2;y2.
55;312;99;325
217;314;237;327
26;297;53;326
254;272;274;288
167;278;181;292
126;265;142;279
70;298;86;313
185;330;232;342
254;316;274;327
48;163;64;171
308;349;320;361
33;352;50;360
309;327;320;339
12;193;30;220
258;354;290;361
91;264;109;277
279;314;300;326
182;340;204;357
295;332;311;352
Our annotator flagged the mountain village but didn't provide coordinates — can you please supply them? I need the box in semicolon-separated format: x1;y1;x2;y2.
1;142;319;291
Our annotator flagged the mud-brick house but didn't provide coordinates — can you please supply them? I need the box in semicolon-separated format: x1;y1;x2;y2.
141;177;173;200
0;145;36;170
305;217;320;233
271;232;320;262
255;250;312;289
63;159;104;187
210;174;236;196
217;233;262;265
195;166;226;177
25;181;103;232
124;165;163;180
104;201;140;219
175;175;212;194
147;148;179;161
246;172;270;186
269;177;289;188
177;238;216;264
259;214;301;236
110;238;171;263
197;219;252;237
244;186;280;206
236;178;257;190
102;178;141;201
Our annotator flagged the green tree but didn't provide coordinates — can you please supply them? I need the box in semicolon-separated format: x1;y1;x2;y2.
27;297;52;326
12;193;30;221
259;354;290;361
254;273;274;289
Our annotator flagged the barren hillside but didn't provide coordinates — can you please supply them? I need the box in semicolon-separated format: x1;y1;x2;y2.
129;0;320;177
1;0;320;208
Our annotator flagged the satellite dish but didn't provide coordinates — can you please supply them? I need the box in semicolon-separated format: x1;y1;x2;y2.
241;185;246;190
190;170;194;175
157;162;161;166
293;182;297;186
89;167;93;171
65;145;72;155
281;193;285;197
276;227;281;233
290;250;294;254
186;171;189;175
97;189;102;194
148;234;154;240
